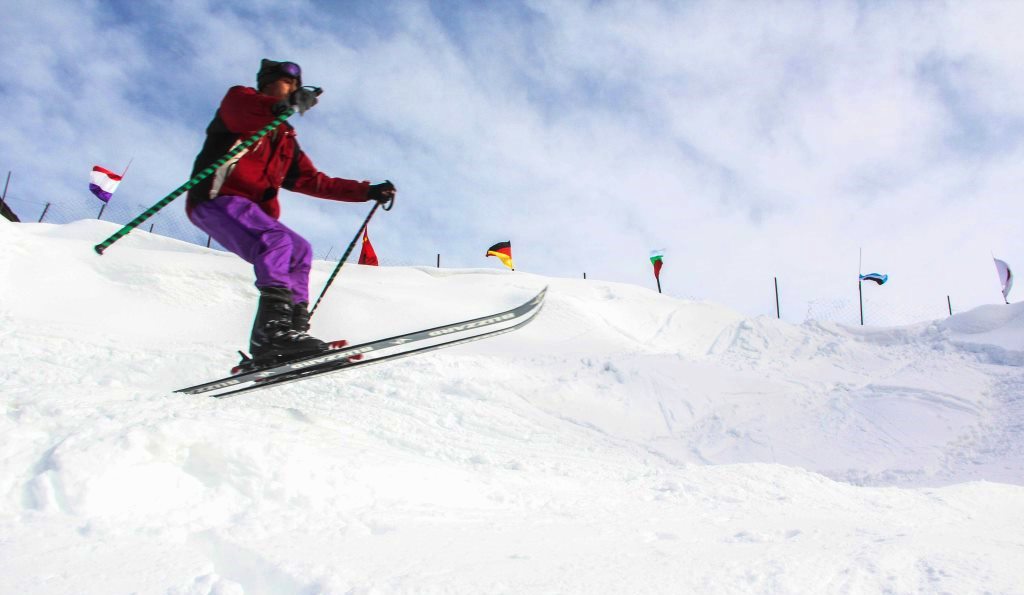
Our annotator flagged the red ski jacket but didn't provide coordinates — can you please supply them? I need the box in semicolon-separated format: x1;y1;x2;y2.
186;86;369;219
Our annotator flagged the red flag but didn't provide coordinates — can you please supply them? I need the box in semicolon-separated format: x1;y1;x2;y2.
358;227;378;266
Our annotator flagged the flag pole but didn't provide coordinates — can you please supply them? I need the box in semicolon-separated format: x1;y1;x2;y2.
858;247;864;325
992;251;1010;304
99;158;133;221
1;171;10;214
774;277;780;319
859;279;864;325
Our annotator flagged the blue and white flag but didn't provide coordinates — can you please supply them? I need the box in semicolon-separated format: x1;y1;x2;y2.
859;273;888;285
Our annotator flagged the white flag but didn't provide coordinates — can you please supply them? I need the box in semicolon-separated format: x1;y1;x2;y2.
994;258;1013;303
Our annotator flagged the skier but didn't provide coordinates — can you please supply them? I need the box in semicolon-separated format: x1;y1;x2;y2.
186;59;396;367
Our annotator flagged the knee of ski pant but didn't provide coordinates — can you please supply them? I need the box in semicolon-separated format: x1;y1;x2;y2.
254;226;293;258
291;234;312;265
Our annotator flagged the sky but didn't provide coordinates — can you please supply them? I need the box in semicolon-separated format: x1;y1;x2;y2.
2;0;1022;324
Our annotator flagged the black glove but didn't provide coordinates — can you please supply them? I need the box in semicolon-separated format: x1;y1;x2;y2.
367;180;396;203
272;87;320;116
289;87;319;115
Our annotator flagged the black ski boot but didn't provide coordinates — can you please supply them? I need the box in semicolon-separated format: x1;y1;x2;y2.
292;301;312;333
248;287;328;366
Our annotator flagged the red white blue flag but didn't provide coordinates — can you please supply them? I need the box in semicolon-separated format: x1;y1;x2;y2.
89;166;122;203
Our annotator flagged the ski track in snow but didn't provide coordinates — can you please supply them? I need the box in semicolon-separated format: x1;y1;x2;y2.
1;219;1023;594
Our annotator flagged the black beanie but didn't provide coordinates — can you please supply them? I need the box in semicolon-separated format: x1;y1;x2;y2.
257;59;302;90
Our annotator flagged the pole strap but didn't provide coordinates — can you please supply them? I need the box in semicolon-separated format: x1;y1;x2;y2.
93;108;296;255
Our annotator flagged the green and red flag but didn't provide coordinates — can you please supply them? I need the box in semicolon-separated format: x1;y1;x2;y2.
650;250;664;279
486;241;514;270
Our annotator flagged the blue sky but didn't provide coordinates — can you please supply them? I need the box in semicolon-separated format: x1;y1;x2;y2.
2;0;1022;323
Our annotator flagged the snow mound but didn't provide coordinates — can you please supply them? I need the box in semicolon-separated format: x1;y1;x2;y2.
942;301;1024;352
2;219;1023;594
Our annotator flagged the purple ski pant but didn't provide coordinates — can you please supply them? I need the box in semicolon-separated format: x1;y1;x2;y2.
188;195;312;304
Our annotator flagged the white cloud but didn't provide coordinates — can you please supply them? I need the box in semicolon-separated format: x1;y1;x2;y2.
2;0;1022;321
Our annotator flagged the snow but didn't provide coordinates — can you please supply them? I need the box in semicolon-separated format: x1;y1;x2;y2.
1;218;1023;594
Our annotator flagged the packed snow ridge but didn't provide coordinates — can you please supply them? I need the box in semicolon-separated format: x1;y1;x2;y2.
2;219;1023;594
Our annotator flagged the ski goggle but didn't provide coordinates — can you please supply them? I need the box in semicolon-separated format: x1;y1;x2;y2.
277;62;301;79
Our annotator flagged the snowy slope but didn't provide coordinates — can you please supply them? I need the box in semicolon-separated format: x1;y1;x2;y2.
1;219;1022;594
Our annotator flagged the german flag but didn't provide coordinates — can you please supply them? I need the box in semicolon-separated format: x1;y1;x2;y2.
486;241;514;270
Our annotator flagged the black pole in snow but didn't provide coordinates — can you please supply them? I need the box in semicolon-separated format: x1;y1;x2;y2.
1;171;10;211
437;253;440;268
97;203;107;220
656;277;662;294
38;203;51;223
774;277;781;319
858;247;864;325
948;295;953;316
859;281;864;325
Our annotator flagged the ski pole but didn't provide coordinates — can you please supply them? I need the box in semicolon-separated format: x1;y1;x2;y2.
309;192;394;319
92;93;320;255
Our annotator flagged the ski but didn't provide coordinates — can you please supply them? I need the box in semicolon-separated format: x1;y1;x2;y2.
204;303;543;398
176;287;546;396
